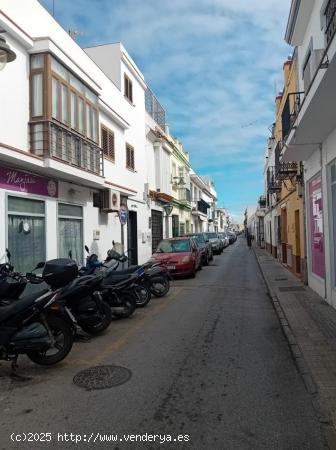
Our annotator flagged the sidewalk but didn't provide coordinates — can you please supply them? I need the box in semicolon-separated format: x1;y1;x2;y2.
254;246;336;443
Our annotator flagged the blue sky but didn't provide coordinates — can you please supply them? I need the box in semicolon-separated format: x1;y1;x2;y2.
41;0;291;223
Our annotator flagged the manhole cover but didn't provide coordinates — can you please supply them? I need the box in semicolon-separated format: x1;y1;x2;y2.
73;365;132;390
278;286;305;292
275;278;288;281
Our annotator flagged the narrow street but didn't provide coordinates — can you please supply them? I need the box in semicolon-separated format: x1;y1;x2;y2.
0;237;326;449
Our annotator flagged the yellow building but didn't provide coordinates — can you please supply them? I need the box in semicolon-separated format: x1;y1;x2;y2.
272;53;306;279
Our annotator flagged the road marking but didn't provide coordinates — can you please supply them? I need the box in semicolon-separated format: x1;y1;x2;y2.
63;287;184;368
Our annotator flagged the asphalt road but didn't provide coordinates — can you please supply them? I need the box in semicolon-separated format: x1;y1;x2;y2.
0;237;327;449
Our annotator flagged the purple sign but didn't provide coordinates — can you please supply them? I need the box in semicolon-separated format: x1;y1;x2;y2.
0;166;58;198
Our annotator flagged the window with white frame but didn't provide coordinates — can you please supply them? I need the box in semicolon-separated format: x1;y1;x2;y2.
7;196;46;274
58;203;83;264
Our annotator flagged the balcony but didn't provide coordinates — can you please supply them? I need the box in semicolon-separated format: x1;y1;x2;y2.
326;0;336;45
197;199;210;215
30;121;104;177
145;88;166;130
258;195;266;209
276;162;298;181
178;187;191;203
281;92;305;140
267;167;281;194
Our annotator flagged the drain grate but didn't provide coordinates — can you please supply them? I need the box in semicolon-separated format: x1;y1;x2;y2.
278;286;305;292
73;365;132;391
275;278;288;281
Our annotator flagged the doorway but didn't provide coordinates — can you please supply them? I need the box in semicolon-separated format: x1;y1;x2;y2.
295;209;301;274
172;215;179;237
151;209;163;253
127;210;138;265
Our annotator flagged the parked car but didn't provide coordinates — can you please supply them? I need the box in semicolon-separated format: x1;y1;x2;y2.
152;237;202;278
184;233;213;265
227;231;237;244
204;232;222;255
218;232;229;248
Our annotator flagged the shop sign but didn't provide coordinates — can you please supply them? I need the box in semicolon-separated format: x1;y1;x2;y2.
0;166;58;198
118;205;128;225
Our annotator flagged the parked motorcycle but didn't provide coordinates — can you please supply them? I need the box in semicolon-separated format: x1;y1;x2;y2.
105;249;172;299
0;260;75;370
80;246;138;318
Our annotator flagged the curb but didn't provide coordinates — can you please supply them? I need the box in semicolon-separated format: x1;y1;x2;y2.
252;248;336;441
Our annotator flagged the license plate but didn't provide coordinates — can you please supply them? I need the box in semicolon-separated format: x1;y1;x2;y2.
167;265;175;270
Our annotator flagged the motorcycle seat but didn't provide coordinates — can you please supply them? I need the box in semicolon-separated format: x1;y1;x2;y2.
0;289;49;322
103;272;134;285
112;265;141;275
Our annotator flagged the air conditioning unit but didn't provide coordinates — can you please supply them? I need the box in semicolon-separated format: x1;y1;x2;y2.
93;189;120;212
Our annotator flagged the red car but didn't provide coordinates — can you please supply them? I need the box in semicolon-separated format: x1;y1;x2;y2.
152;237;202;278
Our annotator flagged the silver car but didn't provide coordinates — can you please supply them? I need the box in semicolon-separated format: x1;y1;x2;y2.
204;232;222;255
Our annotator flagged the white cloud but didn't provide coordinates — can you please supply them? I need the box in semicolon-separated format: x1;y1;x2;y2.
41;0;292;215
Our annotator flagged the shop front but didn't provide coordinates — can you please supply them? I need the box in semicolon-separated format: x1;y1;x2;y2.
0;164;100;272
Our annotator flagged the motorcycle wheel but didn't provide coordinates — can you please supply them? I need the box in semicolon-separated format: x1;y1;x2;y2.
80;301;112;335
135;285;151;307
27;316;73;366
150;278;170;297
113;293;137;319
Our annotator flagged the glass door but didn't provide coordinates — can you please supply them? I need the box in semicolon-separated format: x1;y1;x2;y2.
7;196;46;273
58;203;83;264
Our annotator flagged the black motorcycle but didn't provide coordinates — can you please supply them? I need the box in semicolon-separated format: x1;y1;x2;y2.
46;256;112;336
0;260;75;370
105;250;172;299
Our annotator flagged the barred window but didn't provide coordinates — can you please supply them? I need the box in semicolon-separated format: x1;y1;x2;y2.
126;143;135;170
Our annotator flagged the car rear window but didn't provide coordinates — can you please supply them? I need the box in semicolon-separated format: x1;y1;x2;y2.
156;239;191;253
186;234;205;244
205;233;217;239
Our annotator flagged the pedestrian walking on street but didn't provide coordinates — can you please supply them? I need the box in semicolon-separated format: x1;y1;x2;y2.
247;233;252;249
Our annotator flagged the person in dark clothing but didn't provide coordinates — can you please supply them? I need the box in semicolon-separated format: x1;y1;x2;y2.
247;233;252;248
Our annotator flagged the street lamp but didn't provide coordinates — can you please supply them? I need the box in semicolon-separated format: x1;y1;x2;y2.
0;36;16;71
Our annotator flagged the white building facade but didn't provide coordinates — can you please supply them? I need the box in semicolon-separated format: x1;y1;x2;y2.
283;0;336;306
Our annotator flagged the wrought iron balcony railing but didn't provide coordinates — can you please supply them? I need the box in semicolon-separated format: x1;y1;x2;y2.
197;199;210;215
326;0;336;44
276;162;298;181
267;167;281;193
30;121;104;177
178;188;191;203
258;195;266;209
145;88;166;130
281;92;305;141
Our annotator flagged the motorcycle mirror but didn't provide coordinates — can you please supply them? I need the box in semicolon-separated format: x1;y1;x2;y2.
68;250;73;259
5;248;11;261
85;245;89;254
34;261;45;270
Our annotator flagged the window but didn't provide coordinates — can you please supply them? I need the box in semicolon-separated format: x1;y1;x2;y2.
31;55;44;118
78;98;84;134
31;73;43;117
52;77;60;119
31;55;99;143
126;143;135;170
70;91;77;129
61;84;68;124
101;126;115;161
7;196;46;274
309;175;325;279
58;203;83;264
124;74;133;103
